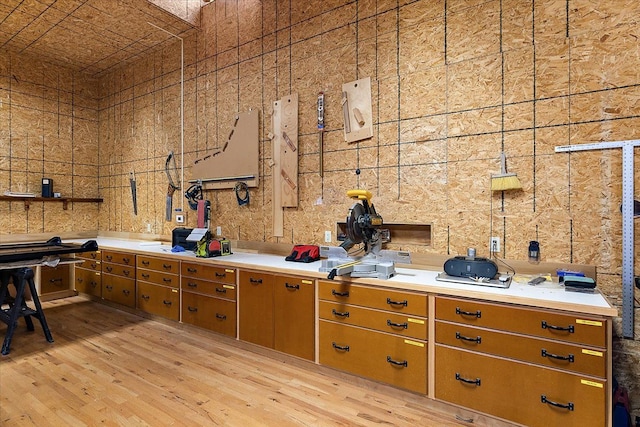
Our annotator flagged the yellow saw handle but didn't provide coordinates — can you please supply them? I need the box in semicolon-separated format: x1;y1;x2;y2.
347;189;372;201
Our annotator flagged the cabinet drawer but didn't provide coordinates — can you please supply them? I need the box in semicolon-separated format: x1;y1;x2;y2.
102;263;135;279
102;275;135;307
102;250;135;266
181;277;237;301
137;282;179;321
76;258;101;271
137;269;179;289
320;320;427;394
75;269;101;297
77;251;101;261
435;297;606;347
435;345;606;427
436;321;606;378
319;281;427;317
182;291;236;337
181;262;236;285
320;301;428;340
39;265;69;294
137;256;179;274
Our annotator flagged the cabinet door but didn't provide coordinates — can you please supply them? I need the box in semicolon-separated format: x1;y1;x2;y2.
137;282;179;321
75;268;101;297
274;276;315;360
238;271;274;348
102;275;135;307
182;291;236;337
40;265;69;294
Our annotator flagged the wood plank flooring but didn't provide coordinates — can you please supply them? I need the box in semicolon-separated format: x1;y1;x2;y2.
0;297;500;426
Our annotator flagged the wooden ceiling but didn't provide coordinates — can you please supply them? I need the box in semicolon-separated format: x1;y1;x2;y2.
0;0;198;76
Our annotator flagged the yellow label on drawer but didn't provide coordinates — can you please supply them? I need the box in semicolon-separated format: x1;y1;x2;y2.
223;285;235;289
404;339;425;347
581;379;603;388
301;280;313;285
171;289;178;293
582;349;603;357
225;269;234;273
576;319;602;327
407;318;425;325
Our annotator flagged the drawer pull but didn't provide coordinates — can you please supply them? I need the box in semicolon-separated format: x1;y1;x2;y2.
123;270;130;276
332;289;349;297
122;289;130;296
77;278;84;283
332;342;350;352
106;266;113;273
541;321;574;333
332;309;350;318
123;257;131;264
215;272;226;278
163;263;172;270
456;332;481;344
387;319;408;329
455;373;481;386
456;307;481;318
106;255;113;261
188;282;198;288
106;285;113;291
215;287;227;294
141;294;150;300
142;260;150;266
285;283;300;290
386;356;408;367
91;253;97;259
91;263;98;269
187;306;198;312
249;278;263;284
163;278;172;283
142;273;150;279
387;298;408;307
90;281;98;288
216;313;226;320
187;267;198;273
162;300;172;306
49;278;63;283
541;349;574;362
540;395;574;411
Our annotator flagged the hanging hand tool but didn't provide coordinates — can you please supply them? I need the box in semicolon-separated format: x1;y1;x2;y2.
129;171;137;215
165;151;180;221
317;92;325;177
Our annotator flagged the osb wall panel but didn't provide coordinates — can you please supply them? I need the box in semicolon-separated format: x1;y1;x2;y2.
93;0;637;409
0;49;100;235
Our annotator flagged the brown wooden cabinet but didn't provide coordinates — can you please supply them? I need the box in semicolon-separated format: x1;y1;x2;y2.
136;255;179;321
74;250;101;298
239;270;275;348
101;250;135;308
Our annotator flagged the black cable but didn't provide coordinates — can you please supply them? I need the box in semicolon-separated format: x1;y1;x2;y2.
234;182;249;206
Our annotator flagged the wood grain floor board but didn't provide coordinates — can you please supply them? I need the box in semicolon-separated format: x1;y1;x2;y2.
0;297;496;426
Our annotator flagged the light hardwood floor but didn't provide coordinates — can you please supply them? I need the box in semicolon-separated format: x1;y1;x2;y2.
1;297;498;426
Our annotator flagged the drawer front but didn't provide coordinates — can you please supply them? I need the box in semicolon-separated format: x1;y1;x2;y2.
137;256;179;274
435;296;606;347
102;263;135;279
181;262;236;285
436;321;606;378
137;269;179;289
435;345;606;427
137;282;180;321
320;320;427;394
274;276;315;361
75;268;101;297
320;300;428;340
238;270;275;348
77;251;101;261
76;258;101;271
319;281;427;317
102;250;135;266
102;275;135;307
182;276;237;300
39;265;69;294
182;291;237;337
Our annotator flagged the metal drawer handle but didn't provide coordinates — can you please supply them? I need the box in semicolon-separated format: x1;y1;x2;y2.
163;278;172;283
215;272;226;278
91;253;97;259
249;278;263;284
331;289;349;297
332;309;350;318
106;255;113;261
541;349;574;362
123;258;130;264
541;395;574;411
141;294;150;300
387;298;408;307
90;281;98;288
456;307;481;318
123;270;130;276
216;313;226;320
122;289;130;296
91;263;98;269
455;373;481;386
386;356;408;367
541;321;574;333
187;306;198;312
456;332;481;344
187;267;198;273
142;273;150;279
49;278;63;283
387;319;408;329
106;285;113;291
106;266;113;273
188;282;197;288
142;260;150;266
215;287;227;293
77;278;84;283
162;300;172;306
285;283;300;290
163;264;172;270
332;342;350;352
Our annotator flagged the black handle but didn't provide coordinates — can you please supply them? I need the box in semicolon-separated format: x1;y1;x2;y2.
456;307;481;318
77;278;84;283
163;277;172;283
187;306;198;312
106;266;113;273
188;282;197;288
249;278;263;284
327;269;337;280
163;263;172;270
285;283;300;290
455;373;481;386
123;289;130;296
106;255;113;261
332;342;350;352
142;273;150;279
215;272;226;278
387;319;408;329
541;321;574;333
387;297;408;307
386;356;408;367
90;263;98;269
49;278;63;283
216;313;226;320
162;300;172;306
332;309;350;318
142;260;150;266
123;257;130;264
91;253;97;259
456;332;481;344
90;281;98;288
541;395;574;411
541;349;574;362
215;287;226;294
187;267;198;273
141;294;149;300
123;270;130;276
106;285;113;291
332;289;349;297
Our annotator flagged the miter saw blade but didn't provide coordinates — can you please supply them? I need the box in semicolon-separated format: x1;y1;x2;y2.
345;202;366;243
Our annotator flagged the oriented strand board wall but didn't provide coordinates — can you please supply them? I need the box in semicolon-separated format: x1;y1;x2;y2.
0;50;101;238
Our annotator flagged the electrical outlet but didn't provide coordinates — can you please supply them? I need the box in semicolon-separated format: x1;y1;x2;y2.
216;226;222;236
146;223;151;233
490;237;500;253
324;230;332;243
176;214;184;224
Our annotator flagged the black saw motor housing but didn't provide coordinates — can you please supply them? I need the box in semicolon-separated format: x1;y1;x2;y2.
444;256;499;279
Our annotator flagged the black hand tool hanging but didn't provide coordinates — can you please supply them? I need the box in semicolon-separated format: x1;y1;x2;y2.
165;151;180;221
129;171;137;215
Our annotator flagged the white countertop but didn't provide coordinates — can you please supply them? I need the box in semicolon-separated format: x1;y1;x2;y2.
70;237;617;317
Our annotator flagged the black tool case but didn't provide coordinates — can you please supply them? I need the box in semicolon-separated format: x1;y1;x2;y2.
172;227;196;250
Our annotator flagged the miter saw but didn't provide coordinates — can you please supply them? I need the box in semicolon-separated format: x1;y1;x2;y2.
320;189;411;280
